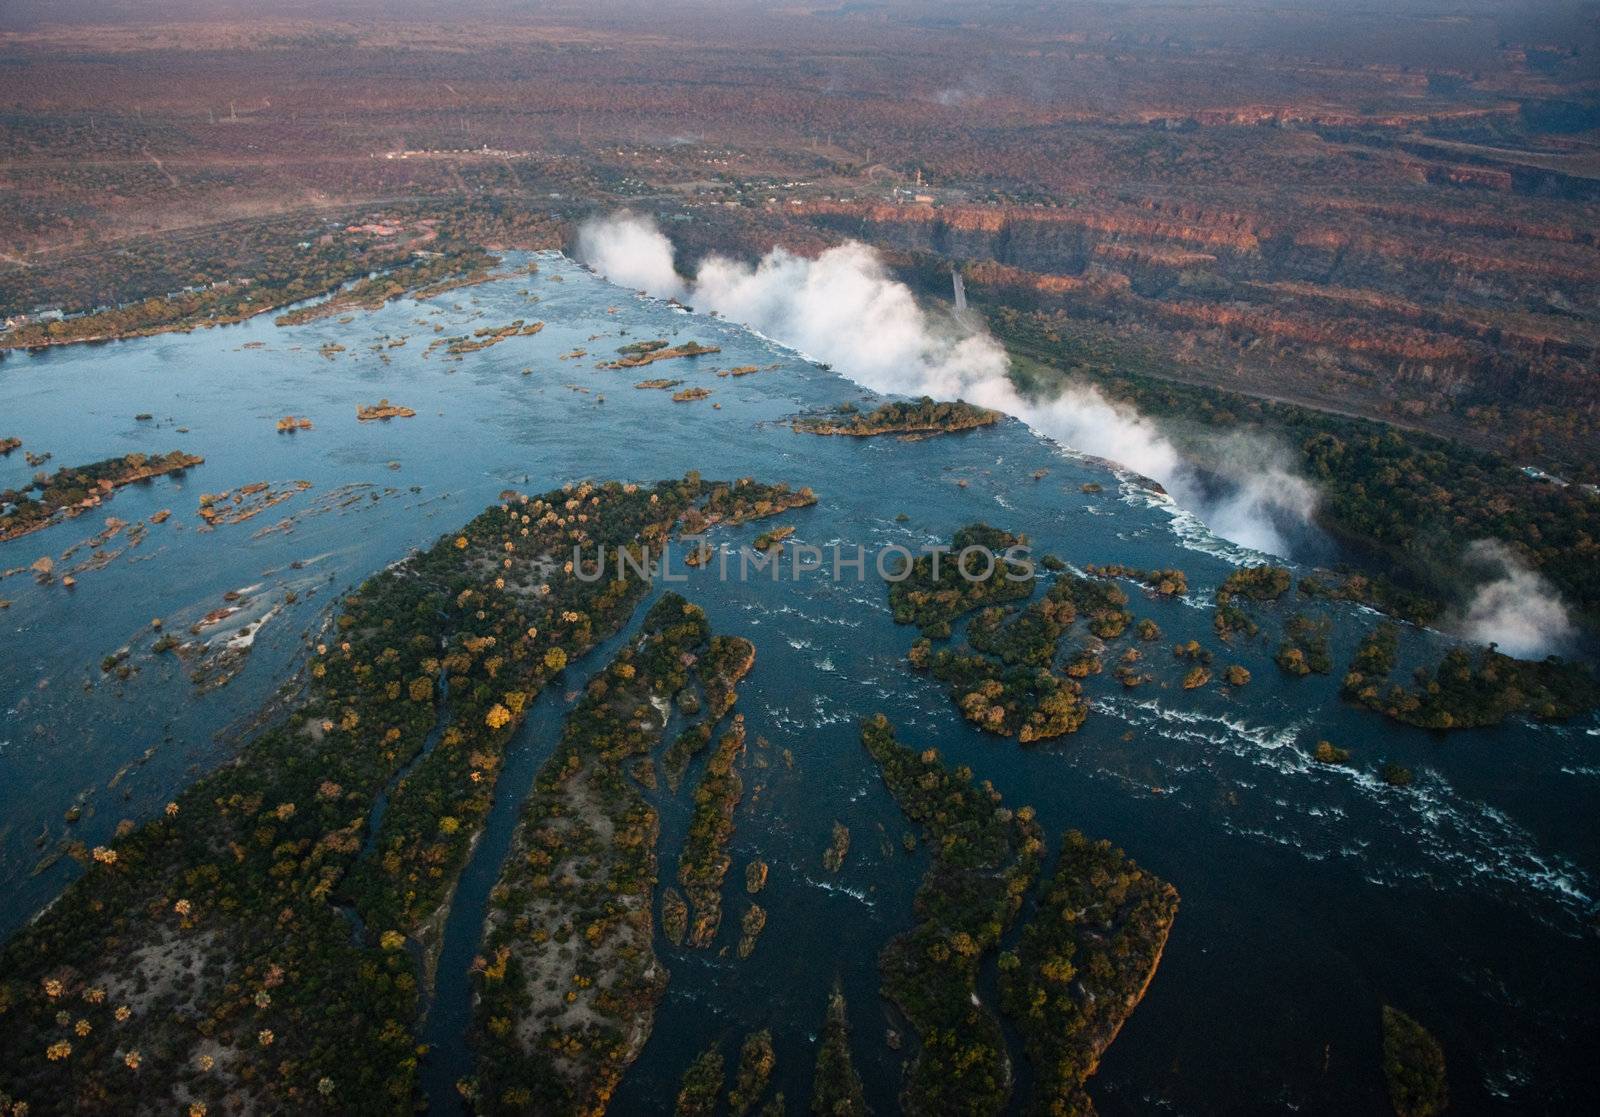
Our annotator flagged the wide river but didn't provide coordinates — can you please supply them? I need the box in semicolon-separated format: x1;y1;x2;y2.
1;253;1595;1113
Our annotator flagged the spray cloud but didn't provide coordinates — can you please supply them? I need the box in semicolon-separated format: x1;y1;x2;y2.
1456;540;1574;659
575;211;1315;555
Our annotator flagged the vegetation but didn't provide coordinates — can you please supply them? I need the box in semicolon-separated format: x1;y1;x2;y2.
1217;566;1292;605
1314;741;1351;765
1298;573;1440;627
273;248;497;325
861;715;1044;1115
1051;573;1134;640
967;588;1077;667
887;523;1032;639
1380;1006;1448;1117
4;232;494;350
473;592;748;1113
1;451;203;543
1345;623;1400;689
899;542;1100;742
444;319;544;355
604;341;720;369
792;397;1000;438
821;822;850;873
729;1030;776;1117
1342;622;1593;734
753;526;795;552
737;903;768;959
918;650;1089;742
344;477;779;941
1005;334;1600;628
664;723;713;794
1212;566;1289;641
0;479;690;1114
1275;612;1333;676
355;400;416;422
1351;645;1597;730
1382;764;1415;788
677;719;748;948
998;830;1178;1117
1084;563;1188;597
810;988;867;1117
675;1044;726;1117
0;470;806;1117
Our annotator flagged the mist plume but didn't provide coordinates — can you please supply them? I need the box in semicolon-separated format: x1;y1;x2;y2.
1456;540;1574;659
575;211;1315;555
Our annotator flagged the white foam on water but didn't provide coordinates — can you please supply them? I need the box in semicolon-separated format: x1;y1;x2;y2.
804;876;873;906
1096;695;1594;926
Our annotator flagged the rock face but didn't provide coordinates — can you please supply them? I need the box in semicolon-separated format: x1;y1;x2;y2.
785;196;1600;468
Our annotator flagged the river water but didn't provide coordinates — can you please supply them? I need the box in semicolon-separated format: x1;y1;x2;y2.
1;253;1595;1113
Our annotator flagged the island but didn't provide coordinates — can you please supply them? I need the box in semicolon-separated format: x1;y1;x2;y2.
864;714;1176;1115
677;717;748;947
445;319;544;355
997;830;1179;1115
472;594;747;1110
603;340;720;369
1214;564;1291;640
728;1030;776;1116
0;451;203;543
1381;1006;1448;1117
810;987;867;1117
792;397;1000;439
1275;612;1333;676
0;473;810;1116
751;525;794;552
887;523;1032;639
1350;643;1597;729
355;399;416;422
862;714;1044;1114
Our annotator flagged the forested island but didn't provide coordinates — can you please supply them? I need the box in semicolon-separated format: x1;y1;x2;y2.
0;451;203;543
1345;642;1598;730
443;320;545;356
792;398;1000;439
998;830;1179;1115
888;523;1032;639
862;715;1044;1113
602;340;720;369
0;472;809;1116
471;595;753;1112
862;715;1175;1115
